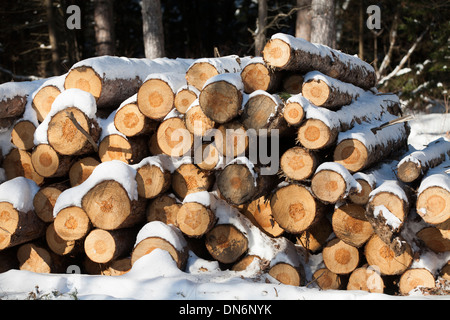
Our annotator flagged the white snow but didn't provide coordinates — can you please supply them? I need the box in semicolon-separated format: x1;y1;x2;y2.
303;70;366;99
202;72;244;92
134;221;187;252
142;72;187;94
372;204;402;230
369;180;409;203
315;162;362;195
188;55;249;76
0;78;46;102
0;177;39;213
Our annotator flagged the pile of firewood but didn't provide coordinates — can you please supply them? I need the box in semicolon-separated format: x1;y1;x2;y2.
0;33;449;296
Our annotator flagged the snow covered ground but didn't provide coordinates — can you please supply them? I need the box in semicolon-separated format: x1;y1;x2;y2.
0;112;449;301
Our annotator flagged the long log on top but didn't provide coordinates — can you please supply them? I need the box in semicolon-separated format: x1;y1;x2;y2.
64;56;192;109
262;33;376;90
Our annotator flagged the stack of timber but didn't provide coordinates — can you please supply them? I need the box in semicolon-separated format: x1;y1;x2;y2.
0;33;448;296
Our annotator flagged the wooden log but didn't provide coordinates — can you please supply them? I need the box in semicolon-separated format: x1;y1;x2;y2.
270;182;325;234
364;234;413;276
31;144;74;178
0;79;44;119
268;262;304;286
241;195;284;237
98;134;149;164
31;74;65;122
231;255;262;271
3;148;44;185
417;226;450;253
397;137;450;183
301;71;365;109
311;162;362;204
322;238;360;275
82;180;146;230
53;206;91;241
156;117;193;157
347;265;385;293
11;120;36;151
102;257;132;276
296;216;332;253
68;156;100;187
332;203;374;248
194;143;221;171
0;177;44;250
297;93;401;150
213;121;248;158
441;262;450;281
280;146;318;181
17;243;52;273
184;99;215;137
64;56;191;108
146;193;181;226
262;33;376;90
186;55;246;91
240;57;283;94
114;94;158;137
333;116;409;173
148;132;164;155
131;221;189;269
217;158;275;206
282;94;308;126
312;268;343;290
398;268;436;296
137;72;187;120
199;73;244;124
177;201;216;238
174;85;200;114
171;162;214;200
84;228;137;264
33;182;68;223
133;156;171;199
205;223;248;264
46;223;81;257
241;90;289;135
281;73;304;94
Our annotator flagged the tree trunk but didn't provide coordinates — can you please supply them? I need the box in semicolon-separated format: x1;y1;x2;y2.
295;0;312;41
310;0;335;48
141;0;165;59
254;0;268;56
45;0;61;75
94;0;115;56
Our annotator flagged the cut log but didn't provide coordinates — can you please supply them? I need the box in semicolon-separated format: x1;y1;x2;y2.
137;73;187;120
282;73;304;94
268;262;303;286
11;120;36;150
114;94;158;137
241;91;288;135
33;182;68;223
213;121;248;158
332;203;374;248
194;143;221;171
31;74;65;122
53;206;91;241
364;234;413;276
46;223;81;256
333;117;408;173
280;146;318;181
217;158;275;206
82;180;146;230
398;268;436;296
98;134;149;164
311;162;361;204
31;144;74;178
84;228;136;264
262;33;376;90
186;55;246;91
241;195;284;237
347;265;385;293
156;117;193;157
322;238;360;275
441;262;450;281
397;137;450;183
312;268;342;290
103;257;132;276
297;93;401;150
17;243;52;273
177;201;216;238
68;156;100;187
301;71;365;109
171;163;214;200
3;148;44;185
174;85;200;114
184;100;215;137
133;157;171;199
417;226;450;253
270;182;325;234
231;255;262;271
64;56;191;108
282;94;309;126
146;194;181;226
0;79;44;119
131;221;189;269
199;73;244;124
205;223;248;264
148;132;164;155
296;216;332;253
240;57;282;94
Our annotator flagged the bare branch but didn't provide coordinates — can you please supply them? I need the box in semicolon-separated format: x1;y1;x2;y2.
65;111;99;152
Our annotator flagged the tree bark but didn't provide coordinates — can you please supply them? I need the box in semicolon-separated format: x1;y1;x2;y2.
94;0;115;56
310;0;335;48
45;0;61;75
141;0;165;59
296;0;312;41
254;0;268;56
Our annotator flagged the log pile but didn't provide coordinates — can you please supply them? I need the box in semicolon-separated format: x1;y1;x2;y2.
0;33;449;296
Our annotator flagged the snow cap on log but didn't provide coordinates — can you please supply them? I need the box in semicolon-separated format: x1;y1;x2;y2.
0;177;40;213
